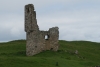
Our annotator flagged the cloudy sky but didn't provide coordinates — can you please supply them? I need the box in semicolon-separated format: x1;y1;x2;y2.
0;0;100;42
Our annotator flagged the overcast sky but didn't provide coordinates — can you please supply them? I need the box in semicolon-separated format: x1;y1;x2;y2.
0;0;100;42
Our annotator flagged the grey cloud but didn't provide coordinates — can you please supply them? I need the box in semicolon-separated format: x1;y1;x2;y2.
0;29;25;42
37;9;100;42
0;0;100;42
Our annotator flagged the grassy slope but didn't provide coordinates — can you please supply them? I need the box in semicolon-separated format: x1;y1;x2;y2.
0;40;100;67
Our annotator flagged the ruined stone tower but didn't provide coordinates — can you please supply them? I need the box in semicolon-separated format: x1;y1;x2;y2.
25;4;59;56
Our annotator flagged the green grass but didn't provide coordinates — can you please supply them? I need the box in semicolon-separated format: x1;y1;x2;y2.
0;40;100;67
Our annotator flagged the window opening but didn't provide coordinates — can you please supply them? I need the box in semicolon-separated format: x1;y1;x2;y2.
45;35;49;40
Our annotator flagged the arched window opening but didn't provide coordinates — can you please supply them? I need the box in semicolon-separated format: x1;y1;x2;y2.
45;35;49;40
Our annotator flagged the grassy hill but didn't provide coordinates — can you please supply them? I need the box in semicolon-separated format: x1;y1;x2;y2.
0;40;100;67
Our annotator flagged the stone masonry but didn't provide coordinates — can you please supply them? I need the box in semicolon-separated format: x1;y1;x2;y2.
25;4;59;56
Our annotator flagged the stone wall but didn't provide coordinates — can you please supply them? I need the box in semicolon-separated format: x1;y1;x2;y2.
25;4;59;56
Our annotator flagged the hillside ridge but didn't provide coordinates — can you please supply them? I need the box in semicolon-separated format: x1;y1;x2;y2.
0;40;99;67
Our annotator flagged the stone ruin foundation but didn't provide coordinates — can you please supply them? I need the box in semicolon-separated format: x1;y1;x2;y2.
25;4;59;56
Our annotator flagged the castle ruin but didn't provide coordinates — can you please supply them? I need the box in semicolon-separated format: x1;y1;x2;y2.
25;4;59;56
